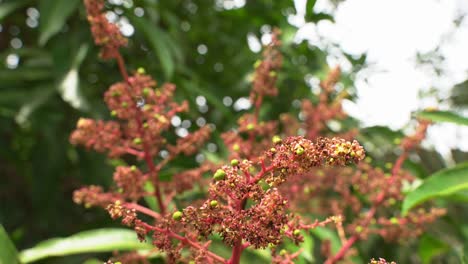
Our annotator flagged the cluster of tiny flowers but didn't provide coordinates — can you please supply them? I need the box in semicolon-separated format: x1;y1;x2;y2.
250;28;283;103
84;0;127;59
72;2;446;263
274;67;445;263
369;258;396;264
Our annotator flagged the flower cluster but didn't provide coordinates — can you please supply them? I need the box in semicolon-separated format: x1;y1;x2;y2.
72;1;446;263
84;0;127;59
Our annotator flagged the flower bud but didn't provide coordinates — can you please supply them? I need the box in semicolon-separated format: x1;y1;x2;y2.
172;211;183;221
143;87;151;97
272;135;282;144
246;123;255;130
230;159;239;166
295;146;304;155
213;169;226;181
210;200;218;207
137;67;146;74
110;110;117;117
293;229;301;236
133;137;142;145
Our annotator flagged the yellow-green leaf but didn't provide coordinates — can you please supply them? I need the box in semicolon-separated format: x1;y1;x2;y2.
19;228;152;263
416;110;468;126
402;162;468;216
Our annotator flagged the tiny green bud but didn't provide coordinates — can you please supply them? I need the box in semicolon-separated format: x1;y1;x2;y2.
210;200;218;207
133;137;142;145
143;122;149;128
230;159;239;166
390;217;399;225
172;211;183;221
295;146;305;155
121;102;128;108
137;67;146;74
272;135;282;144
111;110;117;117
143;87;151;97
130;165;137;172
279;249;287;256
293;229;301;236
270;147;276;153
355;226;363;233
254;60;262;68
213;169;226;181
246;123;255;130
111;91;120;97
232;144;240;151
269;71;277;77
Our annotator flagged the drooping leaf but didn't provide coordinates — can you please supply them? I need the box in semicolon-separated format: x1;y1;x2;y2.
0;0;31;21
19;228;152;263
0;225;20;264
15;85;55;126
38;0;80;46
418;234;449;264
402;162;468;216
57;44;90;111
130;16;175;80
416;110;468;126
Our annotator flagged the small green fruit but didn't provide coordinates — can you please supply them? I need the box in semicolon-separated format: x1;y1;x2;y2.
210;200;218;207
272;135;282;144
172;211;183;221
230;159;239;166
133;137;142;145
137;67;146;74
295;146;304;155
213;169;226;181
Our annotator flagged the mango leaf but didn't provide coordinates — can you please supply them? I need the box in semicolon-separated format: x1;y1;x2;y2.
0;225;20;264
310;227;341;254
130;16;175;80
416;110;468;126
0;0;31;21
418;234;449;264
402;162;468;216
38;0;80;46
19;228;152;263
57;44;89;111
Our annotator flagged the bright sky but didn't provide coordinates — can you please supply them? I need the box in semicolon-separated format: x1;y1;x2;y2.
292;0;468;157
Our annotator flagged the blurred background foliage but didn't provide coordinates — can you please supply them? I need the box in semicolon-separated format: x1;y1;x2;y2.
0;0;467;263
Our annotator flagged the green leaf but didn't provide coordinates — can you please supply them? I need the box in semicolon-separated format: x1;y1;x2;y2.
310;227;341;254
306;0;317;15
130;16;175;80
57;44;90;111
418;234;449;264
0;225;20;264
38;0;80;46
402;162;468;216
19;228;152;263
0;0;31;21
416;110;468;126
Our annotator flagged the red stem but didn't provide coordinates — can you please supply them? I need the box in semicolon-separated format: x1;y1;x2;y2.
139;222;227;263
325;143;413;263
115;53;166;215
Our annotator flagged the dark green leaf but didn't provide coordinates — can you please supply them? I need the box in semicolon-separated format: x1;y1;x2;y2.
130;16;175;80
38;0;80;45
418;234;449;264
416;110;468;126
0;0;31;21
19;228;152;263
402;162;468;215
0;225;20;264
